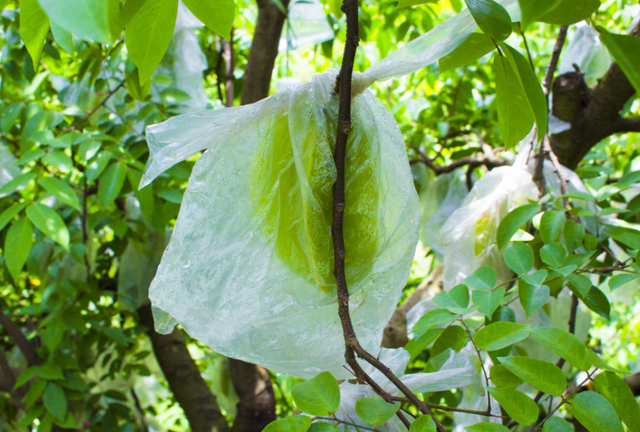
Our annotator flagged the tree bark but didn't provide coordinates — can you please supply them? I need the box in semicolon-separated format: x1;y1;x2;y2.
240;0;290;105
550;23;640;169
138;305;230;432
228;359;276;432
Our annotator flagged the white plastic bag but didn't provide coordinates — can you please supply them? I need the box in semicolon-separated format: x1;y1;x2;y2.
558;23;611;86
279;0;334;52
140;0;521;378
438;166;539;290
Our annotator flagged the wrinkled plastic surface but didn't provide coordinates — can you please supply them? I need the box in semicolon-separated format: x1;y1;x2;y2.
141;0;522;378
279;0;334;52
331;348;481;431
0;143;19;189
438;166;539;290
558;23;611;86
144;72;419;378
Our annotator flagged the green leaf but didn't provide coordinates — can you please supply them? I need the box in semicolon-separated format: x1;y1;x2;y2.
308;422;339;432
38;177;81;210
43;152;73;173
125;68;152;102
0;173;37;196
490;364;523;387
410;415;437;432
497;204;539;249
581;286;610;320
5;218;33;281
78;141;102;162
498;356;565;396
539;0;600;25
487;387;537;426
474;322;530;351
571;391;623;432
542;417;573;432
26;203;70;250
501;43;548;141
607;226;640;250
517;0;562;28
22;377;46;408
608;273;640;291
594;372;640;432
564;219;585;252
86;151;112;182
20;0;50;69
327;0;343;17
527;327;591;371
540;242;566;268
588;351;624;373
291;371;340;416
125;0;179;85
355;398;400;426
182;0;235;40
472;287;505;318
43;317;64;351
503;243;533;274
43;382;66;420
412;308;458;332
439;33;496;72
494;51;534;147
567;273;592;296
433;284;471;313
405;328;443;360
522;269;547;287
466;423;511;432
431;325;467;356
98;162;128;207
37;0;113;43
539;211;564;244
518;281;549;317
465;266;497;290
2;102;24;133
263;416;312;432
0;202;28;232
50;21;74;55
464;0;512;41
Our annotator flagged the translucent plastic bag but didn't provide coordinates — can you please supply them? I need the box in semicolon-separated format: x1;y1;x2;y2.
0;143;19;190
279;0;334;52
558;23;611;86
140;0;521;378
438;166;539;290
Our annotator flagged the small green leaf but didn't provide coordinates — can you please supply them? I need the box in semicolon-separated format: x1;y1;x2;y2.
494;52;535;147
567;273;592;296
439;33;496;71
291;371;340;416
412;308;458;333
490;364;523;387
434;284;471;313
86;151;112;182
182;0;235;40
571;391;623;432
498;356;565;396
474;322;530;351
540;243;566;268
472;287;505;318
98;162;128;207
0;173;37;196
20;0;50;69
50;21;74;55
588;351;624;373
42;317;64;351
0;202;28;232
43;151;73;173
527;327;591;371
564;219;585;252
355;398;400;426
466;423;511;432
504;243;533;274
594;372;640;432
26;203;70;250
497;204;539;249
5;218;33;281
518;281;549;317
410;415;437;432
464;0;512;41
581;286;610;320
431;325;467;356
465;266;497;290
522;269;547;287
263;416;312;432
517;0;562;28
43;382;66;420
78;140;102;162
607;226;640;250
609;273;640;291
539;211;565;244
405;328;443;360
307;422;339;432
542;417;573;432
2;102;24;133
38;177;81;210
37;0;113;43
487;387;537;426
125;0;179;85
539;0;600;25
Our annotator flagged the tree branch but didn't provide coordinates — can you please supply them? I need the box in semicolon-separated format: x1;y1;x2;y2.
0;311;41;367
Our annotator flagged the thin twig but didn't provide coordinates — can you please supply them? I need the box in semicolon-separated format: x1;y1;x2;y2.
222;28;235;107
0;311;41;367
59;80;126;136
331;1;444;431
315;417;377;431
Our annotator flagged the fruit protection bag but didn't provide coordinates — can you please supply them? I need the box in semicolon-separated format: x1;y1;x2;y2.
140;0;520;378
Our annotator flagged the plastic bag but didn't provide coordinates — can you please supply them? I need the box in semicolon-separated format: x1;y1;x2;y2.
140;0;521;378
0;143;19;190
279;0;334;52
438;166;539;290
558;23;611;86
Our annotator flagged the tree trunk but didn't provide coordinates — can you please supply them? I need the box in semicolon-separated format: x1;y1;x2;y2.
138;305;230;432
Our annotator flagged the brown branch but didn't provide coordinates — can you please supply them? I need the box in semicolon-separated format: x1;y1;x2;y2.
331;2;444;431
410;144;509;175
222;28;235;108
0;311;41;367
59;80;126;136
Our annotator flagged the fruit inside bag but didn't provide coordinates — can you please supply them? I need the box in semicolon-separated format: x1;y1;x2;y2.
140;0;520;378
